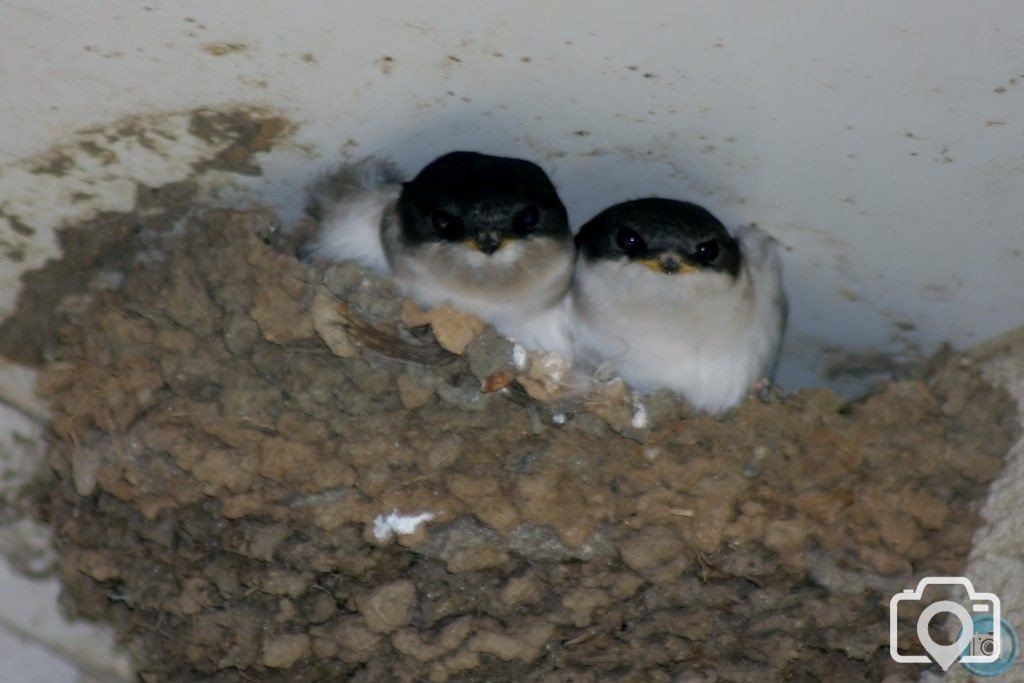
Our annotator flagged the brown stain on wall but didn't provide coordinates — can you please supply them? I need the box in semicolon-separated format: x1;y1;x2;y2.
0;106;295;364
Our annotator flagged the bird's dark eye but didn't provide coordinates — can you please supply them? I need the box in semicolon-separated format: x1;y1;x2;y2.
430;209;464;240
615;228;647;257
694;239;719;263
511;204;540;235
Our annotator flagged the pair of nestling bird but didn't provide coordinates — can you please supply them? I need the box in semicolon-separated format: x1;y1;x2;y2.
305;151;786;414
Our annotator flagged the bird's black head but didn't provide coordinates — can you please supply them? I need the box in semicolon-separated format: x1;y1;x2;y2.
396;151;569;255
575;198;741;277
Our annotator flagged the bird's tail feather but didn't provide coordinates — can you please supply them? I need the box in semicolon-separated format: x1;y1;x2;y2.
303;156;405;273
305;156;405;221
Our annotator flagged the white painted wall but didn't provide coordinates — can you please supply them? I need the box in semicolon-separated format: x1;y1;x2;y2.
1;7;1023;679
2;0;1024;389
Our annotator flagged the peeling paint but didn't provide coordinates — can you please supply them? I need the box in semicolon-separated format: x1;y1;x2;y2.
0;106;295;319
201;42;247;56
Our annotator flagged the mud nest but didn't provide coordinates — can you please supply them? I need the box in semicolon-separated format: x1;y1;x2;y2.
33;209;1018;682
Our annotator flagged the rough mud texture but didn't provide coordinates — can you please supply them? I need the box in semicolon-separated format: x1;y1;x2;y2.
35;209;1018;682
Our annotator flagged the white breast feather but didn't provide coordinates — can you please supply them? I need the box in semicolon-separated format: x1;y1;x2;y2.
571;225;786;413
383;221;576;356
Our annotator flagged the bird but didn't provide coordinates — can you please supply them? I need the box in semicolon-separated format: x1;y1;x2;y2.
570;197;786;414
305;151;576;355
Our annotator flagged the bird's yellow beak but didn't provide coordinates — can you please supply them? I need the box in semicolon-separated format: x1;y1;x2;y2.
464;235;508;254
640;253;695;275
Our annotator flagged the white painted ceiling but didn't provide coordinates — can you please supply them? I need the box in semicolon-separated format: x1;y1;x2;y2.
2;1;1023;390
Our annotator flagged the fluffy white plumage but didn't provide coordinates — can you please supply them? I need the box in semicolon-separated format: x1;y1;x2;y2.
306;157;404;274
571;224;786;414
